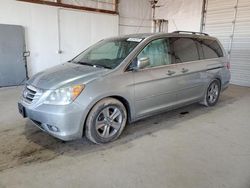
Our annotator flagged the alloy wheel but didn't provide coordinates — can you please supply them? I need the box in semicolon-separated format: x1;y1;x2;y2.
207;82;219;104
95;106;123;139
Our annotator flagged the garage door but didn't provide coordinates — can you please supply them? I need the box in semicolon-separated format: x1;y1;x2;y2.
203;0;250;87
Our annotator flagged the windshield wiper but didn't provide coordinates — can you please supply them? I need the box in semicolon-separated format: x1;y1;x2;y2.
93;64;112;69
77;61;112;69
76;62;94;67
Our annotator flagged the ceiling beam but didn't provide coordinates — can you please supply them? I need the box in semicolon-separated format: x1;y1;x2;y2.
17;0;118;15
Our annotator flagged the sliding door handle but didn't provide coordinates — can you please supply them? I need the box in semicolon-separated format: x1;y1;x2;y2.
181;68;189;73
167;70;176;76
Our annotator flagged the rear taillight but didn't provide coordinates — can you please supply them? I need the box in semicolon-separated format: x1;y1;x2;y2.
225;62;230;69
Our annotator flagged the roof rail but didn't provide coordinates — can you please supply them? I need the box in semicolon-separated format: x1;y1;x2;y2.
172;30;209;36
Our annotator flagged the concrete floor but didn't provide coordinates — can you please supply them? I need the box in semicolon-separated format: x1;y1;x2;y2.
0;85;249;188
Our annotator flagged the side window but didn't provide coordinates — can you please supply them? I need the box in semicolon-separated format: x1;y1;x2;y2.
137;38;171;68
200;39;223;59
194;39;204;59
170;37;199;63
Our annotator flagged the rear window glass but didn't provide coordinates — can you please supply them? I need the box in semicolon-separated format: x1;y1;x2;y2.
199;39;224;59
170;37;199;63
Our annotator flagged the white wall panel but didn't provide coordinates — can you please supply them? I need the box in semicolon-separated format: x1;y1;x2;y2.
59;9;118;62
0;0;118;76
0;0;60;76
155;0;203;32
62;0;115;11
118;0;152;35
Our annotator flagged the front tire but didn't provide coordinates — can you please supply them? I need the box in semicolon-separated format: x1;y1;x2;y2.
202;80;221;107
85;98;127;144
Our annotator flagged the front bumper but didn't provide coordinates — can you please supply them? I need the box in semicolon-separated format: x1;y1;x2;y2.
18;100;88;141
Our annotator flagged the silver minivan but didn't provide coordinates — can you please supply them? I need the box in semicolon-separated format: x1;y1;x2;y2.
18;31;230;144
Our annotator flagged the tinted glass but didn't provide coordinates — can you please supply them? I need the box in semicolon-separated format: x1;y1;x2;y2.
170;37;199;63
137;38;171;68
200;39;223;59
73;38;141;69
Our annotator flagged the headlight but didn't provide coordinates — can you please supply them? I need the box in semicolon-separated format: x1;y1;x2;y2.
44;84;84;105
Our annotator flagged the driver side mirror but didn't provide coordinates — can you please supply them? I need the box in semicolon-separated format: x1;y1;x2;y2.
137;57;150;69
128;57;150;72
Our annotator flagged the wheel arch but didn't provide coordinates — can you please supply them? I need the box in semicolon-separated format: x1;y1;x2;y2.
82;95;132;137
110;95;132;123
214;77;222;90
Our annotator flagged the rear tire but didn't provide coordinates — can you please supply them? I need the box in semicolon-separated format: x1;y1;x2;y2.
201;80;221;107
85;98;127;144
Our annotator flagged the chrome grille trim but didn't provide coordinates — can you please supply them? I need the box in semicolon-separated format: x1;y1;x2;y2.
23;85;42;104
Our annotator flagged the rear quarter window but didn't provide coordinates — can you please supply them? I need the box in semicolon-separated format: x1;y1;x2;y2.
199;39;224;59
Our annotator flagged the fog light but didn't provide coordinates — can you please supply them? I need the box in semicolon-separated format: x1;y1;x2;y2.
47;125;59;132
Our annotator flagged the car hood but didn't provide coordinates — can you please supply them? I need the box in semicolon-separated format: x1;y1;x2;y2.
27;63;110;90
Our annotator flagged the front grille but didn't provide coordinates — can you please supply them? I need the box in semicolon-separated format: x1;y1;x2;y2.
23;85;42;104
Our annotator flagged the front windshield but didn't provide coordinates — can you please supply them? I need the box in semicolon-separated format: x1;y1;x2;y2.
72;38;142;69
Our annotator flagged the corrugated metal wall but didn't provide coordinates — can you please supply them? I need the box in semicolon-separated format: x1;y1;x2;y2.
203;0;250;87
230;0;250;86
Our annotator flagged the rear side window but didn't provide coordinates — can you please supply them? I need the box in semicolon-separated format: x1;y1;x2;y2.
170;37;199;63
199;39;224;59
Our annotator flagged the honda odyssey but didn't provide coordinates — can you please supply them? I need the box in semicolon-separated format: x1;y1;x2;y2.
18;31;231;144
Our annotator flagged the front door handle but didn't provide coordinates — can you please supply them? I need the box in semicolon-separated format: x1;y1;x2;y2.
181;68;189;73
167;70;176;76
